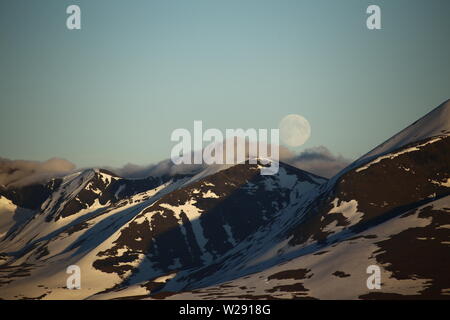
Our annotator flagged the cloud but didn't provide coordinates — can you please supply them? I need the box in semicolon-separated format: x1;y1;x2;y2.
0;144;350;188
109;142;351;180
282;146;352;178
106;159;204;179
108;138;281;179
0;157;76;188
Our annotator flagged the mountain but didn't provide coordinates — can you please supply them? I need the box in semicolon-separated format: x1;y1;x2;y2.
160;100;450;300
359;99;450;163
0;100;449;300
0;160;326;299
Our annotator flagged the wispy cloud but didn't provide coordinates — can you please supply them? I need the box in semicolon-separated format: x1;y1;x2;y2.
0;144;351;188
0;157;76;188
105;159;204;179
282;146;352;178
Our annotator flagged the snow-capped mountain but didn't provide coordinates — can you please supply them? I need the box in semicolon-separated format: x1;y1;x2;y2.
162;100;450;300
0;160;326;299
0;100;449;300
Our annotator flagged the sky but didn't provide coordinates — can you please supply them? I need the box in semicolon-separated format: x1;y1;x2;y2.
1;0;449;169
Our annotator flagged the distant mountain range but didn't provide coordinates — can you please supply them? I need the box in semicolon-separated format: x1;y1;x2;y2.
1;100;449;300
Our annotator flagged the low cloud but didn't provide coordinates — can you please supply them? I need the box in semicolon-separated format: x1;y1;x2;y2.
0;145;350;188
109;144;350;180
0;157;76;188
106;159;204;179
282;146;352;178
109;138;281;179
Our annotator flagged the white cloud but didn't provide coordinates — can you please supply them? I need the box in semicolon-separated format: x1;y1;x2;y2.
0;157;76;187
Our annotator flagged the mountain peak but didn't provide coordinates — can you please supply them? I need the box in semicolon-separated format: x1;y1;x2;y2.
359;99;450;163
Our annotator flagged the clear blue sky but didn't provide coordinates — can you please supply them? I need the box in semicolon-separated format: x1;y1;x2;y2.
1;0;449;168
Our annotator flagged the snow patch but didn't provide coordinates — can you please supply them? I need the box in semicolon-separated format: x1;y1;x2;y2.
154;272;177;283
329;198;364;226
203;190;219;198
431;178;450;188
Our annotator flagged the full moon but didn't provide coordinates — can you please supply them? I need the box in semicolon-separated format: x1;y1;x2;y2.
279;114;311;147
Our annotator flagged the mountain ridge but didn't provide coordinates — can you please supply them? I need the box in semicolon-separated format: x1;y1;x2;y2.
0;100;449;299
